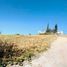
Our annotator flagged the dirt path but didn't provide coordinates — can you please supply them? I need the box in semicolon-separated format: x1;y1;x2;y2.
23;37;67;67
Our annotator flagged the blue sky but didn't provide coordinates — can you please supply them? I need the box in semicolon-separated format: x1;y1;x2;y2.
0;0;67;34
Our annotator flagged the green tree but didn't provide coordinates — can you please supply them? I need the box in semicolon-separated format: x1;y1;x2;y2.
54;24;58;33
46;24;50;33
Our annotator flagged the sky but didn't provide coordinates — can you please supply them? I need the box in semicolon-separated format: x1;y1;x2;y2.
0;0;67;34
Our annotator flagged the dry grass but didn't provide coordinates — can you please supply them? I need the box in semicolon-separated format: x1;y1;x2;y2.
0;34;57;63
0;35;56;50
0;35;57;49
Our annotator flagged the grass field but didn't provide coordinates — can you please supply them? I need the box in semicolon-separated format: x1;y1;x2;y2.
0;34;57;65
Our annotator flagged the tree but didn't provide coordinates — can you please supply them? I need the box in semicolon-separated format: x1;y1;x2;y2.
54;24;58;33
46;24;50;33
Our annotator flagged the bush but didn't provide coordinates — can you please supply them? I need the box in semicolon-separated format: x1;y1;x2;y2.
0;39;19;64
